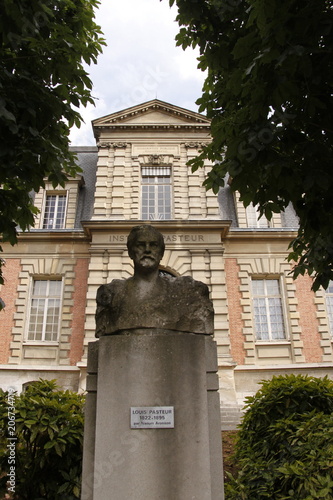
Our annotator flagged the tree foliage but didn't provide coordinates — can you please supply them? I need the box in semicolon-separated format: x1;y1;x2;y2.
225;375;333;499
0;0;104;297
169;0;333;291
0;379;85;500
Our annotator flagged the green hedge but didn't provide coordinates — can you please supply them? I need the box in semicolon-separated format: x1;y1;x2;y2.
0;379;84;500
226;375;333;500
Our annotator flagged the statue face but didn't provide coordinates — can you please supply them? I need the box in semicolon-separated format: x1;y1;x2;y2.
129;229;164;272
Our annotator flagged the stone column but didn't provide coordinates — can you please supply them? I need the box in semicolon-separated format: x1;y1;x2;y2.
81;342;99;500
81;332;224;500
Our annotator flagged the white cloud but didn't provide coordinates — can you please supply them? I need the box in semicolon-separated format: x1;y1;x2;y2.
70;0;206;145
173;49;204;82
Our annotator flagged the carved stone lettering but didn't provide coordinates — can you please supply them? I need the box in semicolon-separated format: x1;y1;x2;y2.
109;233;206;243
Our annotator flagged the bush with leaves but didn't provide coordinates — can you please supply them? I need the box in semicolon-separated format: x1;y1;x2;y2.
0;379;85;500
226;375;333;500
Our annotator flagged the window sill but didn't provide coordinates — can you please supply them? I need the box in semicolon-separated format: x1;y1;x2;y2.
255;340;291;346
23;341;59;346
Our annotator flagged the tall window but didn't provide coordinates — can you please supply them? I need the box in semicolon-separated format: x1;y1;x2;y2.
325;281;333;335
27;280;62;342
252;279;286;341
246;203;269;228
43;194;67;229
141;166;171;220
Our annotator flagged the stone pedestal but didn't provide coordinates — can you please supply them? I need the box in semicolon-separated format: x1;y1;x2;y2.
81;332;224;500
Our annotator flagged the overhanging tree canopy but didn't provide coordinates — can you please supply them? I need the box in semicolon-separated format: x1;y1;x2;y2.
0;0;104;305
168;0;333;291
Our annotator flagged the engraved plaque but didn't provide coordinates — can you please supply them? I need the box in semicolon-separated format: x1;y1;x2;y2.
130;406;174;429
132;145;180;156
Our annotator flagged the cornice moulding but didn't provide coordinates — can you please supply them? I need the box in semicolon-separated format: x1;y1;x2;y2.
15;230;89;242
81;219;231;239
227;228;298;240
92;99;210;126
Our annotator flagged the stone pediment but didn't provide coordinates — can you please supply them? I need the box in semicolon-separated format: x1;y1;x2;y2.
92;99;210;132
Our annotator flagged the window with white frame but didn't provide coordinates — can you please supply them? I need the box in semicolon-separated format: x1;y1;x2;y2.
325;281;333;335
246;203;270;228
27;280;62;342
141;166;171;220
43;193;67;229
252;278;286;341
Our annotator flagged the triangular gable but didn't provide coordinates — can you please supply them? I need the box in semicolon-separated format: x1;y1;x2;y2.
92;99;210;130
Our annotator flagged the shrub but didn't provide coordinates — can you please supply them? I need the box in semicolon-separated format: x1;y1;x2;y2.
225;375;333;500
0;379;85;500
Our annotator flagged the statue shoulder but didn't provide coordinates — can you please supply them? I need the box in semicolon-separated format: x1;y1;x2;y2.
174;275;210;297
96;279;127;305
168;276;214;334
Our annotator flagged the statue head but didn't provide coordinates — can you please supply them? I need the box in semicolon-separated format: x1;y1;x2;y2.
127;225;165;273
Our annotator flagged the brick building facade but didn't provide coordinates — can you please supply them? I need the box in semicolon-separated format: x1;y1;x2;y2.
1;100;332;429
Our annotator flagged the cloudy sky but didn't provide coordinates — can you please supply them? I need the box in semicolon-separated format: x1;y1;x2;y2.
69;0;206;145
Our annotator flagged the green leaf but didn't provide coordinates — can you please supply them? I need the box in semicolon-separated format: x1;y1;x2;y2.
44;441;55;450
73;485;80;497
57;482;69;494
25;419;37;425
54;442;63;456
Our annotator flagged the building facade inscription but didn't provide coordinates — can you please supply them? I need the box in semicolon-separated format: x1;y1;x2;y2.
132;145;180;156
109;233;206;244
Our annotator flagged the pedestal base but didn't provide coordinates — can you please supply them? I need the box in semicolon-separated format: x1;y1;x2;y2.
81;332;224;500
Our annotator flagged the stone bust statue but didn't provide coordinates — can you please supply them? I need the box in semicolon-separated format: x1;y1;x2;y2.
95;225;214;336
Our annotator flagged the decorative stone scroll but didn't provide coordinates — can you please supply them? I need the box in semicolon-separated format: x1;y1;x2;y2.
184;142;207;149
138;154;174;166
97;141;128;149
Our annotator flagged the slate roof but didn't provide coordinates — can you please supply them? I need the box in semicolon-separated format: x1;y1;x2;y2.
70;146;98;229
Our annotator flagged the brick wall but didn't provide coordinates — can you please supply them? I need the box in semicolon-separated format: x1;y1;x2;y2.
295;274;323;362
225;258;246;364
0;259;21;363
69;258;89;365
